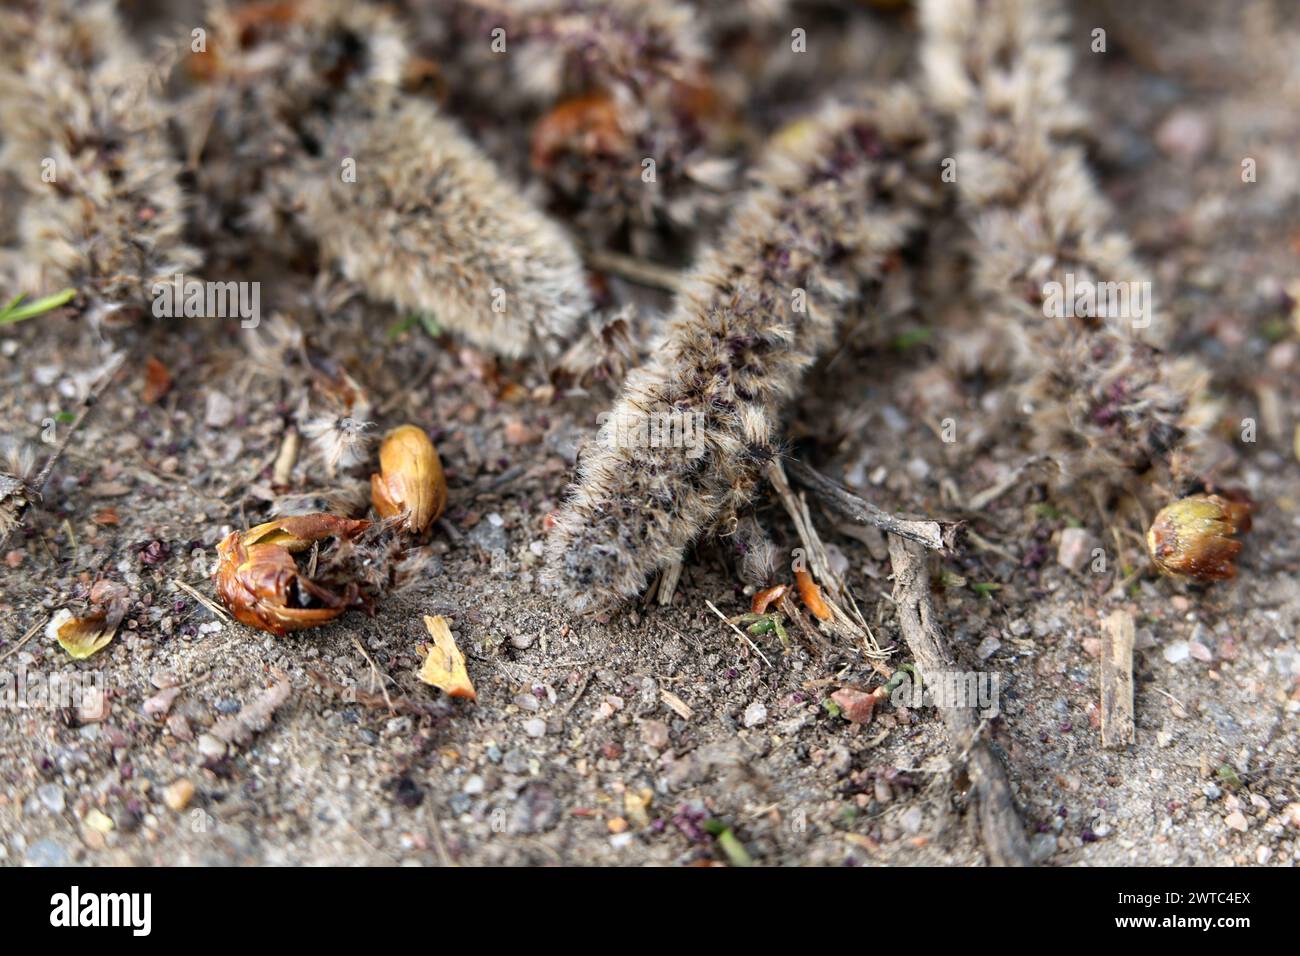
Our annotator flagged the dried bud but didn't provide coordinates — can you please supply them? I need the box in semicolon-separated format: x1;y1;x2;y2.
530;92;629;174
1147;494;1252;582
214;514;370;635
370;425;446;534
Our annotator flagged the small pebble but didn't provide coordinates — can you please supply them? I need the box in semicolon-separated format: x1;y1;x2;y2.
36;784;65;814
24;838;69;867
1162;641;1190;665
639;719;670;749
1056;527;1096;574
197;734;227;759
163;779;195;812
522;718;547;738
742;701;767;728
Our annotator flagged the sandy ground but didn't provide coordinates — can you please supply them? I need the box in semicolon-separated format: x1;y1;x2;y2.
1;1;1298;866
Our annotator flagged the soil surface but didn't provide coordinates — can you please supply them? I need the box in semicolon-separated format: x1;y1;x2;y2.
1;1;1298;866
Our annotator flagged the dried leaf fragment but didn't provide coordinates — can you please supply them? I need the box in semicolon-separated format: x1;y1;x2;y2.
141;356;172;404
418;615;476;701
370;425;446;534
48;609;118;660
750;583;789;615
794;568;832;621
530;92;629;173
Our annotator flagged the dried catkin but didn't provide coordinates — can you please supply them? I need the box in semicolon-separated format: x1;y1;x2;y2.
919;0;1213;488
185;0;591;359
0;0;199;321
292;96;592;360
545;90;940;608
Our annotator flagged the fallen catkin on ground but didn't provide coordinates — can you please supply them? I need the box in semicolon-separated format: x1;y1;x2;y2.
0;0;199;322
919;0;1215;491
545;90;940;608
185;0;591;359
294;95;593;360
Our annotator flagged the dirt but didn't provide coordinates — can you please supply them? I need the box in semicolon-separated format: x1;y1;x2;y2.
1;1;1299;867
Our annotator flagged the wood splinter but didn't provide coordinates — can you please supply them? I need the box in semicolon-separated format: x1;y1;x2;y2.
1100;610;1136;749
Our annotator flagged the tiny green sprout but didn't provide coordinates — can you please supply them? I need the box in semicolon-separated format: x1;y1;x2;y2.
940;569;967;589
386;314;420;340
702;820;753;867
416;312;443;337
890;326;932;352
1034;503;1061;521
0;288;76;325
883;663;920;694
822;698;842;718
1216;763;1243;790
386;312;444;341
54;412;76;424
1260;317;1289;342
970;581;1001;597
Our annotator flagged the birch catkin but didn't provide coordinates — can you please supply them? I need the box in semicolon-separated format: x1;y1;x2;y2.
0;0;199;320
919;0;1213;488
546;90;940;608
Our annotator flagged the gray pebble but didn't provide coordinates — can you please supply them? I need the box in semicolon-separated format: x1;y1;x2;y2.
24;838;69;867
36;784;65;814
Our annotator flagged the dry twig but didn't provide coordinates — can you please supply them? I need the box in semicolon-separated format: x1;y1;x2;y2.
888;535;1031;866
788;459;961;553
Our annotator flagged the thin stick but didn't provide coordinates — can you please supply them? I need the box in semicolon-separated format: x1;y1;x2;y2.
30;353;127;496
0;618;44;666
657;560;683;606
888;534;1031;867
173;579;231;623
705;599;772;668
351;636;396;714
788;459;961;553
1100;610;1136;749
766;460;889;668
583;248;683;293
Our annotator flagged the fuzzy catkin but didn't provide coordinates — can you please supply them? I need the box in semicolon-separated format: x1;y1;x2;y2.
292;96;592;360
0;0;199;320
919;0;1212;488
186;0;591;359
545;91;940;608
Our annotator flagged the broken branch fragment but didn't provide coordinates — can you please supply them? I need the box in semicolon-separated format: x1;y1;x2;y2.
418;615;476;701
787;460;961;553
888;534;1030;866
203;676;293;756
1100;610;1136;749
